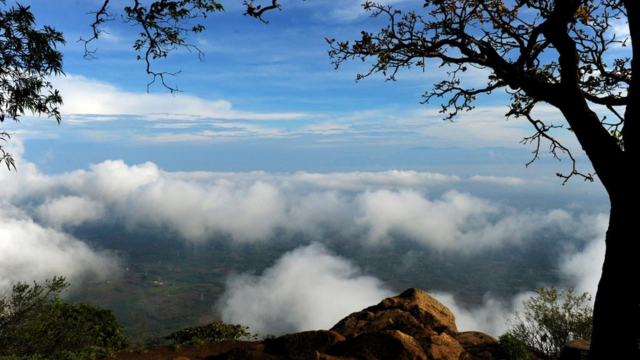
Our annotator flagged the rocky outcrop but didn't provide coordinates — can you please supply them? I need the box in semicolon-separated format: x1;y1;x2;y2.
332;288;458;338
330;288;464;360
255;288;497;360
113;288;500;360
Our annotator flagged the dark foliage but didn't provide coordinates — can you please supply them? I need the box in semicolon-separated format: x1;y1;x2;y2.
165;320;255;345
0;277;129;359
0;0;64;169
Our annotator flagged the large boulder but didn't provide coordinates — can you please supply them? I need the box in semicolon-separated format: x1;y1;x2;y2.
331;288;465;360
332;288;458;338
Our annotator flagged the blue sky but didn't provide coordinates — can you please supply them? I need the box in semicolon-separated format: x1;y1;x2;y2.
7;0;589;176
0;0;617;336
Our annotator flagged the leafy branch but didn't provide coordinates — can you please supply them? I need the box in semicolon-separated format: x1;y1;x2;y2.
85;0;224;93
327;0;627;185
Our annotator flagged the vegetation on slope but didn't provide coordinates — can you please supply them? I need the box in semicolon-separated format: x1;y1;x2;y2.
0;277;128;360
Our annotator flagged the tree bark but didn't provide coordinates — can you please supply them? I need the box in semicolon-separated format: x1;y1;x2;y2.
588;195;640;359
556;96;636;359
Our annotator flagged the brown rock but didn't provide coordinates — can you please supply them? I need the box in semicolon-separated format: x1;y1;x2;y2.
331;288;464;360
331;308;432;340
332;288;458;338
422;332;465;360
456;331;499;360
263;330;345;357
330;330;428;360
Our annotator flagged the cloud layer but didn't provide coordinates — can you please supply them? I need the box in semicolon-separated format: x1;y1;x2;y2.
1;141;595;253
0;204;117;290
218;243;392;335
0;140;607;337
218;219;606;338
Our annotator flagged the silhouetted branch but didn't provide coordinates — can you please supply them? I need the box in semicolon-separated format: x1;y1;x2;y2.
243;0;281;24
78;0;114;60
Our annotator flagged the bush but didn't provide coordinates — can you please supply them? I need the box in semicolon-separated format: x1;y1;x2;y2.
506;286;592;360
165;320;255;345
0;277;129;359
498;333;529;360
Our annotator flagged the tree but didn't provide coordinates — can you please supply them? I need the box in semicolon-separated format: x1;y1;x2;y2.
507;286;593;359
0;0;221;169
0;0;64;170
239;0;638;358
0;276;129;359
316;1;635;358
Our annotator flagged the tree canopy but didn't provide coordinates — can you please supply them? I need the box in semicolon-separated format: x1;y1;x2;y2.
0;276;129;359
318;1;636;358
0;0;64;169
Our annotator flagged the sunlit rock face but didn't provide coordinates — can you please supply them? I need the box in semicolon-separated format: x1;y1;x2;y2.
253;288;500;360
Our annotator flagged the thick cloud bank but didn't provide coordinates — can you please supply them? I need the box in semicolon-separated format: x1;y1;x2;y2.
217;243;392;335
1;141;602;253
218;224;606;338
0;204;117;290
431;215;607;337
559;214;608;295
1;139;608;335
432;291;533;337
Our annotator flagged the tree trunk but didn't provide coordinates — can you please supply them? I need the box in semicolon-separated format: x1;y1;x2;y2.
588;198;640;359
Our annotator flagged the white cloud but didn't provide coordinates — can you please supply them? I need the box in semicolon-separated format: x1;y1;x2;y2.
559;214;608;296
52;74;307;121
0;140;606;253
123;178;287;242
0;139;611;340
433;291;534;337
431;212;608;338
469;175;525;186
292;170;460;191
218;243;392;335
136;133;216;143
0;204;117;290
35;196;106;229
356;189;497;248
322;0;418;22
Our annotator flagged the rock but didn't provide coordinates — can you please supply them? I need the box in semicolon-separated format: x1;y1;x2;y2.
331;288;464;360
559;339;590;360
456;331;499;360
332;288;458;338
198;289;490;360
263;330;345;357
424;331;466;360
331;308;431;340
330;330;428;360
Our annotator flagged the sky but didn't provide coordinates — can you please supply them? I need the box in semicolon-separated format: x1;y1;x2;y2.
7;0;598;175
0;0;620;338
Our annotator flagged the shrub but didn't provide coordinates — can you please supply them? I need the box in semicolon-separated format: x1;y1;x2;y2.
0;277;129;359
498;333;529;360
165;320;255;344
506;286;592;360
